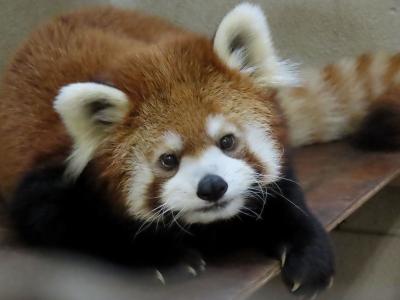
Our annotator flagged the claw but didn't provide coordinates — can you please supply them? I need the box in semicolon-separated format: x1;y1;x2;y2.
155;269;166;285
328;277;334;289
199;259;207;272
291;282;301;292
186;265;197;277
200;259;207;267
281;249;287;267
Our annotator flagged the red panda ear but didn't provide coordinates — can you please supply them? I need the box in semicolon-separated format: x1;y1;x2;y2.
54;82;129;178
213;3;298;87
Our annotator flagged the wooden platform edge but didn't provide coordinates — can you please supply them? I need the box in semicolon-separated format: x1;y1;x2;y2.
235;263;280;300
234;168;400;300
325;168;400;231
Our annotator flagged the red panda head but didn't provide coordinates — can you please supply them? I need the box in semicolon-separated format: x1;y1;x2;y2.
54;3;297;224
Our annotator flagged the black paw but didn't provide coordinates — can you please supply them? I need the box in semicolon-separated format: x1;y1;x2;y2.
153;248;206;285
280;243;334;298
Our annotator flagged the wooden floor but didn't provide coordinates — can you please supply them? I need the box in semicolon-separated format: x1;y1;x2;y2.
0;142;399;300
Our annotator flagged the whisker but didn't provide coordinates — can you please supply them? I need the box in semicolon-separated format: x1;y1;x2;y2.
241;206;262;219
269;187;308;216
239;209;255;218
261;174;302;187
166;208;193;236
134;220;154;239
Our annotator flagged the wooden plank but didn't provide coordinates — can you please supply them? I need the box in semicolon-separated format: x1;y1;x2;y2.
161;254;279;300
296;143;400;231
166;142;400;300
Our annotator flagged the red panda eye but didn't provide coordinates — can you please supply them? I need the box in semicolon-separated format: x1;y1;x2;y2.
159;153;179;170
219;134;236;151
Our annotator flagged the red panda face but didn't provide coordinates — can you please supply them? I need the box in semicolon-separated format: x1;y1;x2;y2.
54;3;296;224
162;120;281;224
125;109;283;224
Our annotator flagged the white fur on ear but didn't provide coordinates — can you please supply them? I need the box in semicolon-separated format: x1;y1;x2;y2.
214;2;298;87
54;82;129;178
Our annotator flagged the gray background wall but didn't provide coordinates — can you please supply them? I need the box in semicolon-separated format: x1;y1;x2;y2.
1;0;400;72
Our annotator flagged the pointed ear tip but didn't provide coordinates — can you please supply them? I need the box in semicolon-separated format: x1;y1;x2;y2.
232;2;262;11
55;82;128;103
215;2;268;40
54;85;73;111
229;2;266;18
53;83;86;113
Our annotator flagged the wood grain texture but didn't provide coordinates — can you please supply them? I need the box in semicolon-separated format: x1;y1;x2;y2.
296;142;400;230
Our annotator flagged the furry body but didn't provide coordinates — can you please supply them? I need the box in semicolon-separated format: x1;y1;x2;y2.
6;3;400;296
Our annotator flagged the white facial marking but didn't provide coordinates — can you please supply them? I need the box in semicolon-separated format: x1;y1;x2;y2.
127;157;154;220
161;146;254;224
206;114;239;140
244;123;281;182
162;131;183;152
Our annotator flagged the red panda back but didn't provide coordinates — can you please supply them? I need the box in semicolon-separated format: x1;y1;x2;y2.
0;7;187;199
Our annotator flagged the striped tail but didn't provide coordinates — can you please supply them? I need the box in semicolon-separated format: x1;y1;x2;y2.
278;52;400;150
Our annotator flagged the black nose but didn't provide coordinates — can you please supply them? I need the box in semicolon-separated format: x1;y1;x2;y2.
197;174;228;202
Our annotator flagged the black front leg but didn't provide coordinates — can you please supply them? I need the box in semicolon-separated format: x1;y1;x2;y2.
7;164;141;265
257;158;335;296
7;164;206;281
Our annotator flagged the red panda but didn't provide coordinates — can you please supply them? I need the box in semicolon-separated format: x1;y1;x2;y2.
1;2;397;296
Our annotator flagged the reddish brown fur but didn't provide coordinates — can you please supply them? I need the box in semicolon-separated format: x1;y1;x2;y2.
325;53;400;133
384;53;400;87
146;177;167;211
242;149;266;176
355;53;373;100
0;6;284;202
